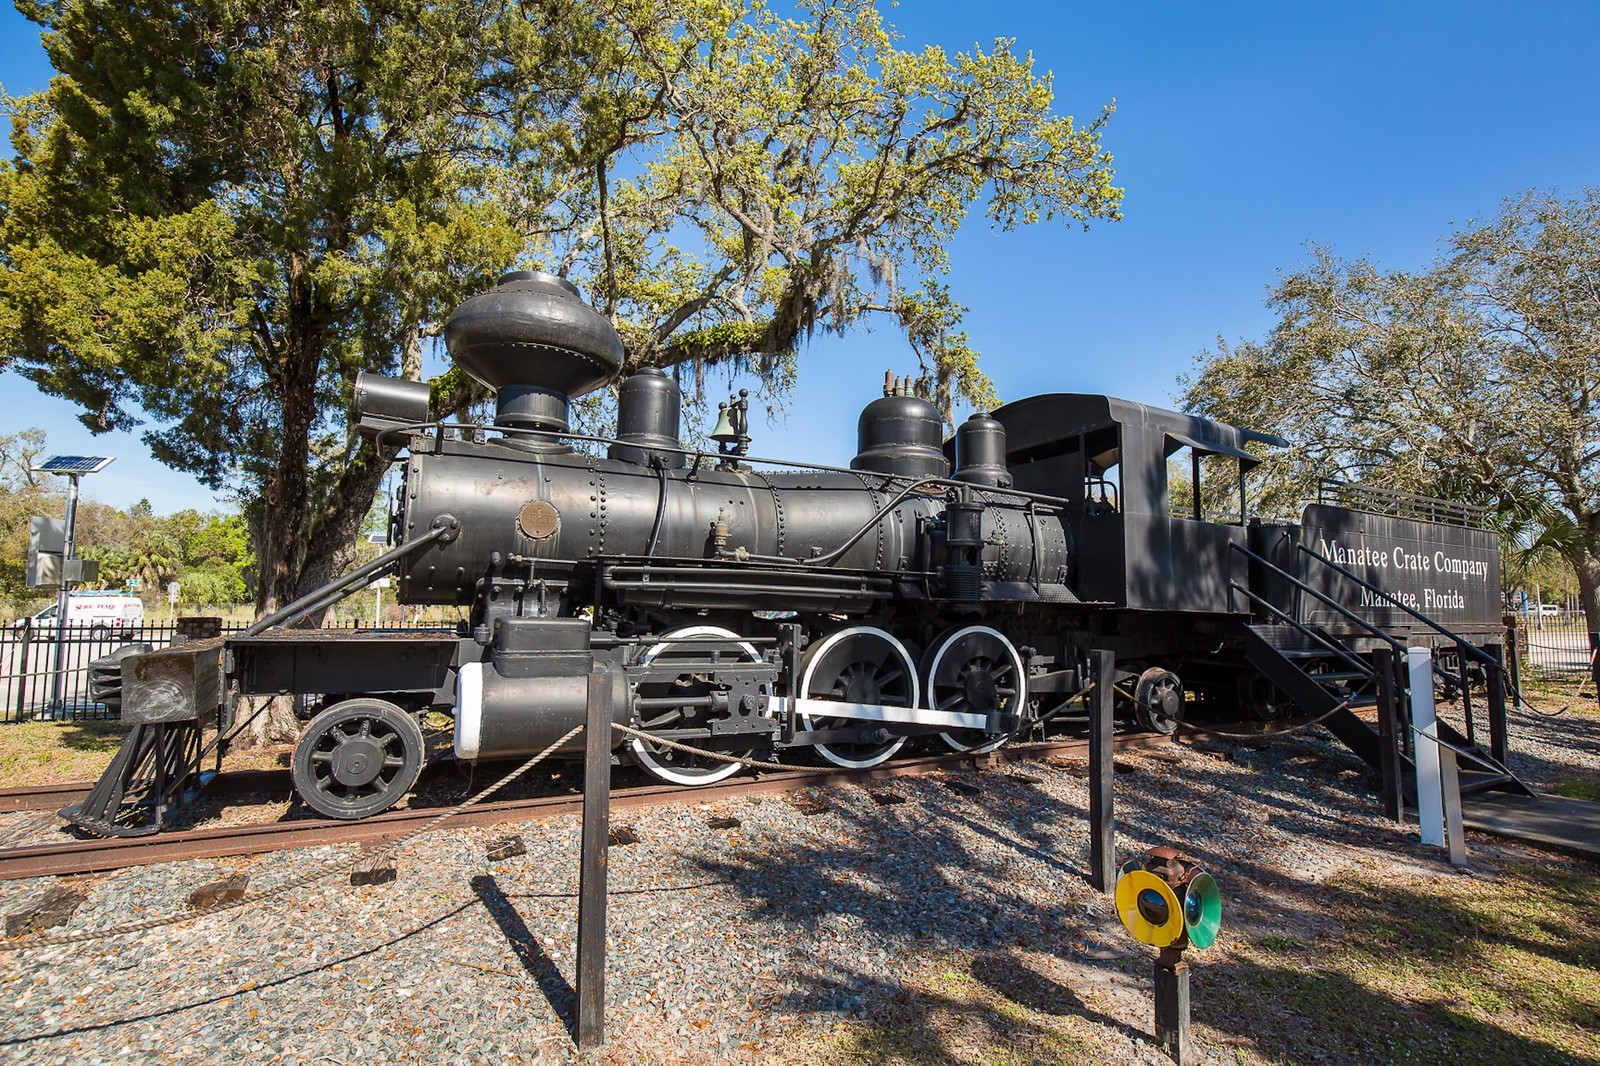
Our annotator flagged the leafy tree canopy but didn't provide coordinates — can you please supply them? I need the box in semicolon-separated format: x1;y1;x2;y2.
0;0;1121;614
1181;188;1600;621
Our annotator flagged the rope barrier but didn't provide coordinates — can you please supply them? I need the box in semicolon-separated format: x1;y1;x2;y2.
612;723;775;770
1171;696;1358;741
3;726;582;951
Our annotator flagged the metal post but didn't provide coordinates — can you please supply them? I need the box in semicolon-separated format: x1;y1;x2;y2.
1485;643;1509;767
1154;957;1191;1064
49;473;81;712
576;670;611;1051
13;624;32;722
1504;624;1522;708
1408;647;1444;848
1438;746;1467;866
1088;649;1115;893
1374;647;1403;823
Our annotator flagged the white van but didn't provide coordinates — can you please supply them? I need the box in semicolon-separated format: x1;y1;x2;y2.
13;593;145;639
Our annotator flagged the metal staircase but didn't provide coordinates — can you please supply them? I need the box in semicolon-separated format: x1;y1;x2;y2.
1228;542;1531;802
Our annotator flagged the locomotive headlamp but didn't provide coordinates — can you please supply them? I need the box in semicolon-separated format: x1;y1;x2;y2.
1114;847;1221;954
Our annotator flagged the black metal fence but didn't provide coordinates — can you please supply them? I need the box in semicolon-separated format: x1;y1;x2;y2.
1514;611;1597;681
0;620;244;724
0;618;457;724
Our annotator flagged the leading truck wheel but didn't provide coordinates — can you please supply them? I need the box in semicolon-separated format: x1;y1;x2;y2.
1132;668;1184;736
292;698;425;819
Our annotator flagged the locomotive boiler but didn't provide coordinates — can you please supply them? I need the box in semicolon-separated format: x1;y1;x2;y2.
70;270;1517;833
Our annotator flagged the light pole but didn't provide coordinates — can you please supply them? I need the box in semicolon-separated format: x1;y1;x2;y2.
35;455;114;712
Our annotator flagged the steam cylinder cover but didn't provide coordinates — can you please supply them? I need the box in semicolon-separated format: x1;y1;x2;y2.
851;393;949;480
610;369;686;468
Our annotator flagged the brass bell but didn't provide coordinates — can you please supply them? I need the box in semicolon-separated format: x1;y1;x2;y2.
710;402;740;444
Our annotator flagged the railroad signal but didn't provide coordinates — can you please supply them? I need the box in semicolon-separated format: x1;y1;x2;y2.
1115;847;1221;954
1116;847;1221;1065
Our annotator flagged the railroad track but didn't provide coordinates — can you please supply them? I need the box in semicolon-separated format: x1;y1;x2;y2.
0;731;1207;881
0;769;294;815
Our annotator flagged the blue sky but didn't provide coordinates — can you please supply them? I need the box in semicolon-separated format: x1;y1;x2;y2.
3;1;1598;513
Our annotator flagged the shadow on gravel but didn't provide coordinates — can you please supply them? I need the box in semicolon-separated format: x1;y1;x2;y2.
0;902;474;1051
471;873;577;1036
968;951;1147;1043
672;721;1600;1060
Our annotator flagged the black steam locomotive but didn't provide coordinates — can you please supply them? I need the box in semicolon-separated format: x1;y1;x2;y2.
73;272;1509;829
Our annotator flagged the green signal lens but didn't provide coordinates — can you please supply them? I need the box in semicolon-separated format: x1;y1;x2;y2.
1183;872;1223;950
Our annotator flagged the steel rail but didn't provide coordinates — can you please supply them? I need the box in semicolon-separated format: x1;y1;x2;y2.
0;733;1190;881
0;769;293;815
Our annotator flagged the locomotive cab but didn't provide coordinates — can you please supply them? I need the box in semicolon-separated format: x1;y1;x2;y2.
993;394;1282;615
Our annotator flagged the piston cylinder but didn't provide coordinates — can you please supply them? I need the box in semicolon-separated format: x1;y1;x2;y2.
454;618;631;759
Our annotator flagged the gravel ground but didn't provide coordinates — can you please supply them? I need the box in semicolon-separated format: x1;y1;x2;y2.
0;699;1595;1065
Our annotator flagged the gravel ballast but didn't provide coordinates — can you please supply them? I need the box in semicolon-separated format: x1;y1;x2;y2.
1;700;1597;1065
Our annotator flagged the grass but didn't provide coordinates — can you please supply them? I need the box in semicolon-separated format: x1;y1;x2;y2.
1516;674;1600;715
774;860;1600;1065
1550;776;1600;803
0;720;131;786
0;719;292;787
808;954;1106;1065
1208;861;1600;1064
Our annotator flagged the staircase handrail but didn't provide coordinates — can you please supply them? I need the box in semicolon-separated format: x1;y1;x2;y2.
1228;582;1375;680
1231;542;1409;651
1230;542;1464;691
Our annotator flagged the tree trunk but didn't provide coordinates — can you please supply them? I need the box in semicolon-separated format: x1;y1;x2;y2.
239;694;302;750
239;269;323;748
254;270;324;617
294;449;388;614
1565;518;1600;689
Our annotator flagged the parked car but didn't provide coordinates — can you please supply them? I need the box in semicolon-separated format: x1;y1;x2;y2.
11;592;145;640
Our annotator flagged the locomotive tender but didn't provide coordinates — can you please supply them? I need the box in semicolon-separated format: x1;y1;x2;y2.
74;272;1507;827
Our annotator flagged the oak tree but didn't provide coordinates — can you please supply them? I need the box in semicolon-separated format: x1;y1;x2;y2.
1182;189;1600;651
1;0;1121;630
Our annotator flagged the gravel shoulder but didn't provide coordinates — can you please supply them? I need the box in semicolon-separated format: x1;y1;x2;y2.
1;698;1597;1065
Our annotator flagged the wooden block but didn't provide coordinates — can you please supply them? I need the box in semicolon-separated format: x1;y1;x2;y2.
706;816;741;829
608;825;640;847
790;796;828;817
943;778;982;797
350;850;397;887
867;790;907;806
188;873;249;911
6;884;86;937
486;835;527;861
122;639;225;725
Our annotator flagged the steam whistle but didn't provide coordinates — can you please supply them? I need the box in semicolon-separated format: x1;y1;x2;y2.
1115;847;1222;1064
711;389;751;469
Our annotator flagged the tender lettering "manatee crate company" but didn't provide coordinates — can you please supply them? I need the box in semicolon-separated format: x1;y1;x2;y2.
1298;505;1501;627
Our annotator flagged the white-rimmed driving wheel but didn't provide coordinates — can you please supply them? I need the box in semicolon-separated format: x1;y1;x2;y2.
626;625;764;786
798;626;917;769
925;625;1027;753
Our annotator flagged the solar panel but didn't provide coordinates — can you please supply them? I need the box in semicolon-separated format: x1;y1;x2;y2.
36;455;114;475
